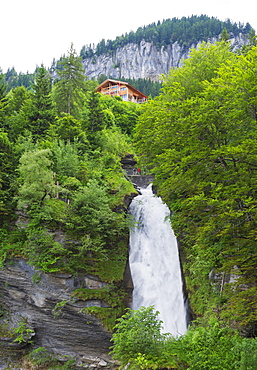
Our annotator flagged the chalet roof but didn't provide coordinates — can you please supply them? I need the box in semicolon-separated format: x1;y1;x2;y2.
96;79;148;99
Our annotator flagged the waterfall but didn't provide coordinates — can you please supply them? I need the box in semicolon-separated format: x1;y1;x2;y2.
129;184;187;336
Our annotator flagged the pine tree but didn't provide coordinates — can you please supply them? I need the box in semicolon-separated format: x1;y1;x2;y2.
28;65;56;137
53;44;87;118
219;27;230;42
85;91;106;148
0;70;8;129
0;70;7;100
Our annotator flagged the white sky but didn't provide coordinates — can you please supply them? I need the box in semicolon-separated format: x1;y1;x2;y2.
1;0;256;74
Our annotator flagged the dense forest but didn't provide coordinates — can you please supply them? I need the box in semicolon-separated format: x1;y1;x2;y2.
1;32;257;368
4;68;162;98
0;44;141;334
80;15;252;58
4;67;35;91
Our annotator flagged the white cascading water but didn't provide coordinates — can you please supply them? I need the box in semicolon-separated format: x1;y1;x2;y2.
129;184;187;336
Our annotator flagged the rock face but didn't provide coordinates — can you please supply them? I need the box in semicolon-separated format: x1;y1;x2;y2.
0;259;114;368
83;35;248;81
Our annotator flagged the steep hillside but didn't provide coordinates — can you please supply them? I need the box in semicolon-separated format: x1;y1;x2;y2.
82;35;248;81
79;16;251;81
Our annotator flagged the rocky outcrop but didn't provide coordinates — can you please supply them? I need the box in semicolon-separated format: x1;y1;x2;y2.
83;34;248;81
0;259;115;368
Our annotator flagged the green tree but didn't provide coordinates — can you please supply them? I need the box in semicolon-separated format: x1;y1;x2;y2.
66;179;126;243
0;70;7;100
0;131;16;225
134;43;257;327
0;69;8;129
84;91;106;147
28;65;56;137
101;95;140;135
171;320;241;370
219;27;230;41
17;148;55;209
53;44;87;118
48;113;86;142
51;139;81;179
110;306;164;368
86;91;106;132
7;86;30;114
240;28;257;54
5;86;31;139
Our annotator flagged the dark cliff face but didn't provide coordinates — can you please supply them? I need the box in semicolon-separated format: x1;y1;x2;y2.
0;259;114;368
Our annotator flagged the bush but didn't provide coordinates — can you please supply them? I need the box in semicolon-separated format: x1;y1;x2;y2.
233;337;257;370
110;306;164;368
175;320;241;370
110;308;254;370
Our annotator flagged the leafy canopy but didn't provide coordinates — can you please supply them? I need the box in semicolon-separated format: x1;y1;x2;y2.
134;42;257;330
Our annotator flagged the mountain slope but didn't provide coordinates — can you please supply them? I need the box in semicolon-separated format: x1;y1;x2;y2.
80;16;251;81
82;35;248;81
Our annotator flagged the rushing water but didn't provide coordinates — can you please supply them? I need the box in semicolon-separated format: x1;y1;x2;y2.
129;184;187;336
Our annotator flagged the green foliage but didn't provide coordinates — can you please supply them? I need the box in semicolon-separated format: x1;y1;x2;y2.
74;286;127;330
7;85;29;112
233;337;257;369
50;139;81;178
134;43;257;329
0;131;14;222
28;347;77;369
175;321;240;370
25;227;67;272
0;70;8;100
66;179;127;246
17;148;55;209
48;113;86;142
53;43;87;118
0;229;9;268
5;67;35;91
98;127;133;157
110;307;257;370
85;92;106;147
28;65;56;137
53;300;69;318
220;27;230;41
99;94;141;135
0;227;27;264
124;78;162;98
10;129;134;281
238;28;257;55
110;306;164;367
12;317;34;344
80;15;252;58
0;43;138;338
28;347;54;366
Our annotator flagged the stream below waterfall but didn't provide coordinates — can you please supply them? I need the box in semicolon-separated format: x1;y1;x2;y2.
129;184;187;336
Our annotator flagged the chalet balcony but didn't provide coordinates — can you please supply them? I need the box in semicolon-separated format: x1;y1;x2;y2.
96;79;148;104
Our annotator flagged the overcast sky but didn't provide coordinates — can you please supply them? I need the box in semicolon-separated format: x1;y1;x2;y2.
1;0;256;74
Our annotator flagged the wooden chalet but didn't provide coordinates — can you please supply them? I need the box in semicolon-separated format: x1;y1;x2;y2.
96;79;148;103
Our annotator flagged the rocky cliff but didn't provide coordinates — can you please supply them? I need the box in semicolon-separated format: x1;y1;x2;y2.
83;35;248;81
0;258;125;369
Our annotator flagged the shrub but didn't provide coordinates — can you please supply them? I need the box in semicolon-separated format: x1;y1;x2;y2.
110;306;164;368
